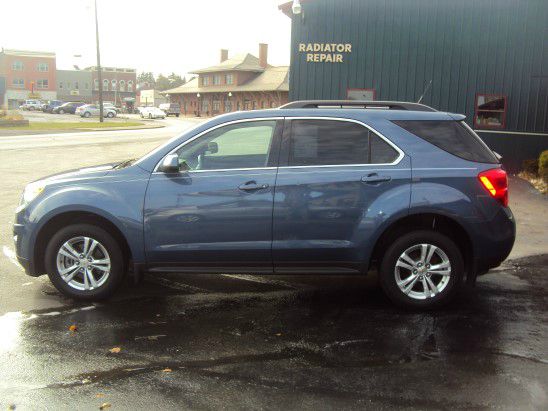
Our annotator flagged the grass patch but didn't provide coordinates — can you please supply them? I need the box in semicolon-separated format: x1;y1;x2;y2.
0;121;145;130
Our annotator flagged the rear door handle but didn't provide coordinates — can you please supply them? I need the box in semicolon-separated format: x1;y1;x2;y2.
238;181;269;191
361;173;392;184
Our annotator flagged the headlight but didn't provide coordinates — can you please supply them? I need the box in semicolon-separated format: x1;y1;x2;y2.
16;182;45;212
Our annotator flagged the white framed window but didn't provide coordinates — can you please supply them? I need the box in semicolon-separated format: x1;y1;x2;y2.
84;82;89;90
224;100;232;112
37;63;49;72
67;82;72;90
37;79;49;89
212;100;221;111
103;79;109;91
119;80;126;92
225;74;233;85
58;82;64;89
202;76;209;86
213;75;221;85
127;80;133;92
111;79;117;91
75;81;79;90
94;79;99;90
12;61;23;71
12;78;24;88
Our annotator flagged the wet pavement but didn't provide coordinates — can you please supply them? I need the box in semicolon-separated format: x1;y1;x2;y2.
1;255;547;410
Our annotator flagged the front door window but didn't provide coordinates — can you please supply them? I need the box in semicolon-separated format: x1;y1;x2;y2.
176;120;276;171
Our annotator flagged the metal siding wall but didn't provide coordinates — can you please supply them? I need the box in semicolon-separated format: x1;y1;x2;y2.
289;0;548;134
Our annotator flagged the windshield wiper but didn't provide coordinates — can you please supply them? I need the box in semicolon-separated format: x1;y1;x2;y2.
115;158;136;169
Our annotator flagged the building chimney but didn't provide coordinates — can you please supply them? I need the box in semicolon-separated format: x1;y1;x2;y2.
259;43;268;68
220;49;228;63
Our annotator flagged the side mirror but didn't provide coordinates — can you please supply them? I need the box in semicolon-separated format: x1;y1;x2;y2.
206;141;218;154
158;154;180;173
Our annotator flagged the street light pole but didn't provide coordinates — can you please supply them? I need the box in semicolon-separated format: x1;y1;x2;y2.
94;0;104;122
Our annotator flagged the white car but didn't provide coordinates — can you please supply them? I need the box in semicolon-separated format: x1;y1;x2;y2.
19;100;42;111
76;104;117;118
140;106;166;119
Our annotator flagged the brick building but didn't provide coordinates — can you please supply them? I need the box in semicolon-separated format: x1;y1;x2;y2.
163;44;288;116
86;66;137;109
0;49;57;108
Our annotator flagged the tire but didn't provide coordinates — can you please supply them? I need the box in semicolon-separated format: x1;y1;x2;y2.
148;113;153;119
45;224;125;300
379;230;463;309
83;112;91;118
140;113;144;118
176;114;180;117
107;112;114;118
29;106;35;111
59;109;65;114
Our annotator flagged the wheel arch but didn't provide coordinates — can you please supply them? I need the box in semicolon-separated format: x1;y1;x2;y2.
33;210;133;276
369;212;474;281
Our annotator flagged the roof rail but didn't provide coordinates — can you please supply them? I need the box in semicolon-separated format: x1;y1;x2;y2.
279;100;437;112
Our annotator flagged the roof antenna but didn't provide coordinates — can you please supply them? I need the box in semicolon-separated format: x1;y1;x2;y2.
417;79;432;103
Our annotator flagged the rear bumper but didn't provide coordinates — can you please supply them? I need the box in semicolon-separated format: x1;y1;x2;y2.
474;206;516;274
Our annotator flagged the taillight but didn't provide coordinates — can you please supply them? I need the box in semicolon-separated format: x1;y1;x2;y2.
478;168;508;207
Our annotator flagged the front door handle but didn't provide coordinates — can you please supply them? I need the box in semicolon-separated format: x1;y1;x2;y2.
361;173;392;184
238;181;269;191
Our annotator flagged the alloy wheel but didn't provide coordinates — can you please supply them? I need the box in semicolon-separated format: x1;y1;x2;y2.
56;236;111;291
394;243;451;300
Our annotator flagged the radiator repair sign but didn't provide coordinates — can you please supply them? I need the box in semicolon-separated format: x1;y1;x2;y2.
298;43;352;63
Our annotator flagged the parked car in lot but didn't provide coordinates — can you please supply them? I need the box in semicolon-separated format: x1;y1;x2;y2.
42;100;64;113
140;106;166;119
159;103;180;117
52;102;86;114
13;100;515;308
102;103;120;114
19;100;42;111
76;104;117;118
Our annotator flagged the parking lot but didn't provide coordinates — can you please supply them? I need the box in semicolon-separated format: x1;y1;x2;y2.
0;126;547;409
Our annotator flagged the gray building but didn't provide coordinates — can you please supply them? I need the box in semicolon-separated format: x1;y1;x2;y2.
280;0;548;172
56;69;93;103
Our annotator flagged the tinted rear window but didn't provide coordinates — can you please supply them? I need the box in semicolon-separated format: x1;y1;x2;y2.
392;120;498;163
288;119;399;166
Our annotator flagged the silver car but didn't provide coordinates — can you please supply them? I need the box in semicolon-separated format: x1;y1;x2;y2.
76;104;117;118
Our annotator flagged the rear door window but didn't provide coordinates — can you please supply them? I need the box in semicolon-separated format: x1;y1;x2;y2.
392;120;498;163
288;119;399;166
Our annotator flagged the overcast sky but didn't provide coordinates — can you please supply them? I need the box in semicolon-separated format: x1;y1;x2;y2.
1;0;291;77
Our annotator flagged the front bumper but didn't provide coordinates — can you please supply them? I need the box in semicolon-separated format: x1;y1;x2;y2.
13;220;39;277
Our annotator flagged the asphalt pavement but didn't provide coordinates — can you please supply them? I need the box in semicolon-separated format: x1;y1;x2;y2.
0;123;546;410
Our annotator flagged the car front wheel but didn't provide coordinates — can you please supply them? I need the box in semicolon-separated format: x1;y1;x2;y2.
58;109;65;114
379;230;463;309
45;224;125;300
107;112;114;118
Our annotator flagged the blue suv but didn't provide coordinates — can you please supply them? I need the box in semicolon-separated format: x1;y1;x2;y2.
13;101;515;308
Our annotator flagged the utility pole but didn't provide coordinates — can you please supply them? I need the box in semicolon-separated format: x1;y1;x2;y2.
94;0;104;122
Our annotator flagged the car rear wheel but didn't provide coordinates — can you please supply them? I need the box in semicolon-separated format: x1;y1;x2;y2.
45;224;125;300
83;112;91;118
379;230;463;309
58;109;65;114
107;112;115;118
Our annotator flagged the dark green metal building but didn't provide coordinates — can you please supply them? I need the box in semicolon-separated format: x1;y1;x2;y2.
280;0;547;171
